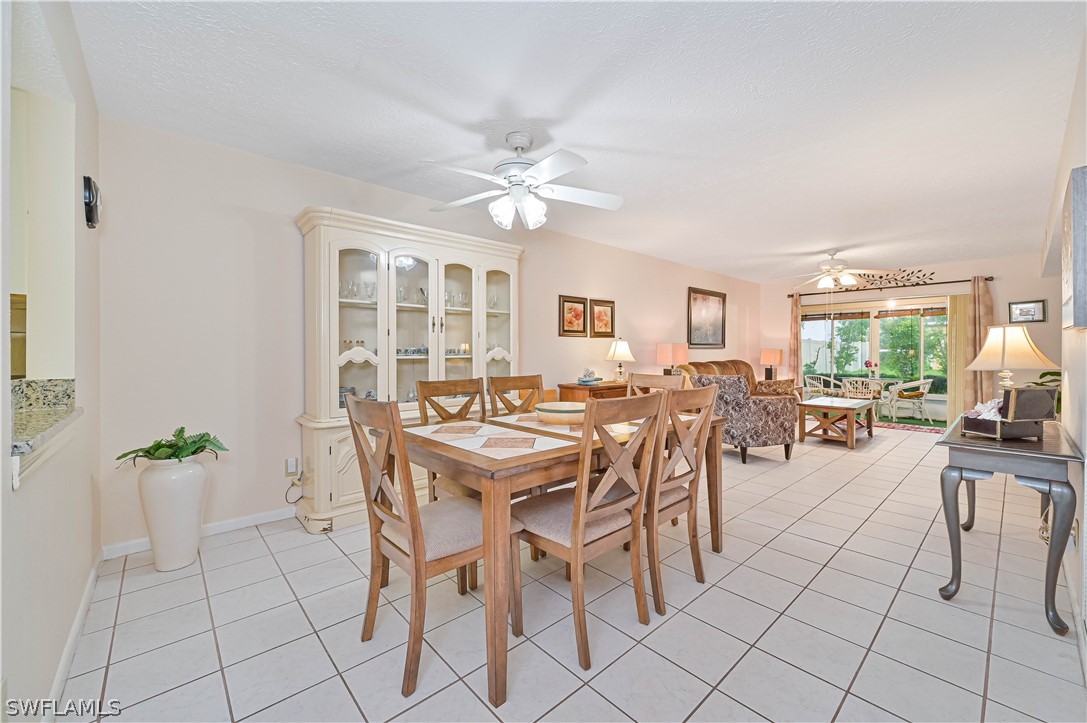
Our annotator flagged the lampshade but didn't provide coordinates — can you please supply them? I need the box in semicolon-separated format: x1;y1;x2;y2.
605;339;636;362
656;343;689;366
966;325;1058;371
760;348;784;366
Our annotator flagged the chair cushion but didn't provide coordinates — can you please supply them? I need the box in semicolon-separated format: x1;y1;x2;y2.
654;486;690;512
383;496;523;562
898;390;925;399
512;488;632;547
434;475;480;499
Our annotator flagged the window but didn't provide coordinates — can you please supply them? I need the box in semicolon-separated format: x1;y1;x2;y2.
801;312;870;378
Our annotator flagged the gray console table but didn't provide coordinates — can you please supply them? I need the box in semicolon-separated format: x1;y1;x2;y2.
936;418;1082;634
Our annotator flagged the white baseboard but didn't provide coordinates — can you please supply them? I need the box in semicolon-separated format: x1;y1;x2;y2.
101;506;296;560
47;556;100;721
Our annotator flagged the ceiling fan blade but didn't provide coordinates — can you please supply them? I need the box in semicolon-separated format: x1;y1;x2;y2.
421;160;508;187
430;190;507;212
522;149;587;185
535;184;623;210
773;271;822;280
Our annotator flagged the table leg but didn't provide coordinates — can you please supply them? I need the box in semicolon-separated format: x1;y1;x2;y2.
962;479;975;532
939;466;992;600
482;477;512;706
706;431;724;553
939;466;964;600
1014;476;1075;635
846;412;856;449
866;407;874;437
798;412;807;443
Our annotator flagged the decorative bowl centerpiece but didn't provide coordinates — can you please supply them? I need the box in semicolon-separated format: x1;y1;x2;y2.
534;401;587;425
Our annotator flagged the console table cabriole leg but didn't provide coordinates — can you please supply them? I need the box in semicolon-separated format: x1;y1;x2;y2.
939;466;964;600
962;479;976;532
939;466;992;600
1015;476;1075;635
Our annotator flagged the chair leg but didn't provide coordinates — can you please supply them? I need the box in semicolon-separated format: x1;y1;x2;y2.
401;566;427;697
784;443;793;461
456;566;468;595
739;446;748;464
380;555;390;588
646;509;665;616
565;561;571;581
510;538;524;637
467;561;478;590
687;504;705;584
570;560;591;670
361;550;384;642
427;471;438;502
628;526;650;625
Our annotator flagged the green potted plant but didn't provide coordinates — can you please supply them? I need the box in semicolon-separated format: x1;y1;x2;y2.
117;428;228;571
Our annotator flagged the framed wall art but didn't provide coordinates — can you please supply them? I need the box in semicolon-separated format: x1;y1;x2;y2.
559;295;588;337
1009;300;1047;324
589;299;615;338
688;287;726;348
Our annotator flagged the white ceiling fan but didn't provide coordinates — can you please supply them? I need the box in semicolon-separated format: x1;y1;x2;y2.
790;250;896;289
426;131;623;230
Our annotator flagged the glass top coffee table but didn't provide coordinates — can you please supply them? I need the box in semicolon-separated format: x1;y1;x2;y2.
798;396;877;449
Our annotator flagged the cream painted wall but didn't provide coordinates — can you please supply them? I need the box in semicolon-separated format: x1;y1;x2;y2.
10;87;76;378
1;0;100;705
760;252;1063;383
97;118;760;547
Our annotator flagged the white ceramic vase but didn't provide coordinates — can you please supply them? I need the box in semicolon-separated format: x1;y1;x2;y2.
138;458;208;572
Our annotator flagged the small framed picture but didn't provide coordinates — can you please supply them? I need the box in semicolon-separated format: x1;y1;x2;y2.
558;295;588;337
589;299;615;338
1009;300;1047;323
688;287;726;348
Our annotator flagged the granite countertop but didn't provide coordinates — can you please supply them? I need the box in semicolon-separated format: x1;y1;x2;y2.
12;407;84;456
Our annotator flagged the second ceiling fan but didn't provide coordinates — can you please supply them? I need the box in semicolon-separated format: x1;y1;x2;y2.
427;131;623;230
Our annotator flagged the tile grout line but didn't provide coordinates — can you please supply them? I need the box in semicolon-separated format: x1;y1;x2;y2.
93;557;128;723
979;474;1008;720
196;547;239;723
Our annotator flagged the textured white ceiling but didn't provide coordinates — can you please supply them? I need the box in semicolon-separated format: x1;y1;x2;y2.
11;1;73;101
71;2;1085;280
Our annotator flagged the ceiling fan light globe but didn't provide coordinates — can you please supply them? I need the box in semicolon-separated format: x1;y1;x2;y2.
838;272;858;286
488;195;515;230
817;275;836;290
522;194;547;230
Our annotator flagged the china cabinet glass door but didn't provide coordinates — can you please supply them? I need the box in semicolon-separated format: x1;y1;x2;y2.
485;269;513;379
391;251;437;406
441;262;475;381
335;246;382;415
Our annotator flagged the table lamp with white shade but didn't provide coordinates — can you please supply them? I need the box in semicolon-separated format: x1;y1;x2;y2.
605;338;636;381
965;324;1058;389
656;342;689;375
760;348;784;380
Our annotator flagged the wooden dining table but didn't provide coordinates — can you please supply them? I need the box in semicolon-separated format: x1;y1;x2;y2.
402;411;726;706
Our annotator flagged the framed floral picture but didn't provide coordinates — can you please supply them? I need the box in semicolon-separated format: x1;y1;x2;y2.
688;287;726;348
589;299;615;338
559;295;588;337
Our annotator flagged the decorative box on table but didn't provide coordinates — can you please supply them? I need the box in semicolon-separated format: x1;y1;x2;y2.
961;387;1058;440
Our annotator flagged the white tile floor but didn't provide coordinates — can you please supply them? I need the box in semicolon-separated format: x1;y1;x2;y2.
69;429;1087;722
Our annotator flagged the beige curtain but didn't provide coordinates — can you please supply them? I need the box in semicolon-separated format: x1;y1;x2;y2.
963;276;995;410
947;295;969;419
788;293;802;379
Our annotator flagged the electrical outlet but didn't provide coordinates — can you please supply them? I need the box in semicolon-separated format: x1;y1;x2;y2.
284;457;299;477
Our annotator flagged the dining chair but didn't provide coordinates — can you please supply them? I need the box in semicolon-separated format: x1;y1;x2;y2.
626;372;684;395
645;385;716;614
345;395;524;697
489;374;545;416
511;393;665;669
416;378;486;501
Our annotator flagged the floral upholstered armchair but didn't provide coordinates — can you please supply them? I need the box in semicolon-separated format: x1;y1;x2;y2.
688;372;798;464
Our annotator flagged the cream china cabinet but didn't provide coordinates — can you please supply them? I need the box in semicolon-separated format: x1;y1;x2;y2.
295;207;522;532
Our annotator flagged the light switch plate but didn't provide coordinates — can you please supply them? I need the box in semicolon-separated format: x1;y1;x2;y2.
284;457;299;477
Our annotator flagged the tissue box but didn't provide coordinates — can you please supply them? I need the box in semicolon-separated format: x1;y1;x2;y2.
962;387;1057;440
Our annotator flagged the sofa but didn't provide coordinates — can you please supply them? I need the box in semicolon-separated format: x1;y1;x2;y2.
676;359;798;463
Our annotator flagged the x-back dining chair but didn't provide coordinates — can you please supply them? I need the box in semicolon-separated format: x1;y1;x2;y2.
511;393;665;669
416;378;486;501
345;395;524;697
626;372;685;395
488;374;545;416
645;385;716;614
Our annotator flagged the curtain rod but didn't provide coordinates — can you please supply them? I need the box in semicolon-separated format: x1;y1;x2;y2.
787;276;994;298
